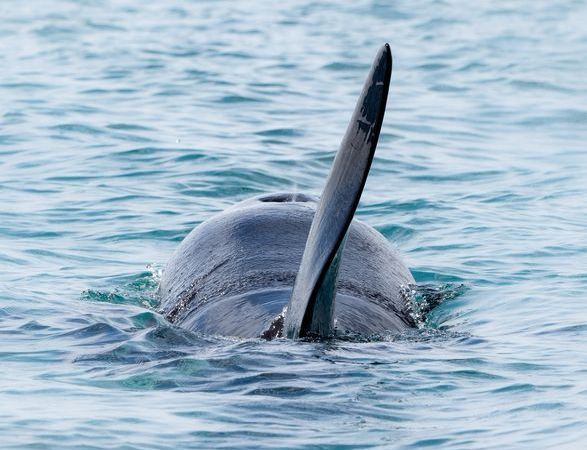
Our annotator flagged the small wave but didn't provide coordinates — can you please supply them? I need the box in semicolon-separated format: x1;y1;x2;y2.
81;265;162;309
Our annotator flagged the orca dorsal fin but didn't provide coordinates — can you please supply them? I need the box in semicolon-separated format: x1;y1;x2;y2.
284;44;393;339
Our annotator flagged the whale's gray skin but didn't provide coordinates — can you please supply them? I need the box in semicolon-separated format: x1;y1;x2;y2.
159;44;416;339
159;192;415;338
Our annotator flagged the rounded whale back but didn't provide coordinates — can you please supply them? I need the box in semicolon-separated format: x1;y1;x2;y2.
159;193;415;337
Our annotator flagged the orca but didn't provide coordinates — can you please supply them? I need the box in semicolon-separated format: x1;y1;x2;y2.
159;44;416;339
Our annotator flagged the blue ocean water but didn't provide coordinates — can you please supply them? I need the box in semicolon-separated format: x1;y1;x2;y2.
1;0;587;448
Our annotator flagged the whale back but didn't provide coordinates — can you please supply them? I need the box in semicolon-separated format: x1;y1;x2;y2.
159;193;415;337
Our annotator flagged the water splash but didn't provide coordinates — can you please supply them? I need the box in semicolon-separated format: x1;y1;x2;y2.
403;283;468;328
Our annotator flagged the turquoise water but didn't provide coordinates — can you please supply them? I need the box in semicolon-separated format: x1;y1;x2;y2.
2;1;587;448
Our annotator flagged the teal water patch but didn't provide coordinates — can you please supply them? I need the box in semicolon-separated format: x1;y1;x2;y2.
81;267;161;309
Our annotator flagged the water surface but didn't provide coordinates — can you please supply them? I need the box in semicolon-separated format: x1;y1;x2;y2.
1;1;587;448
